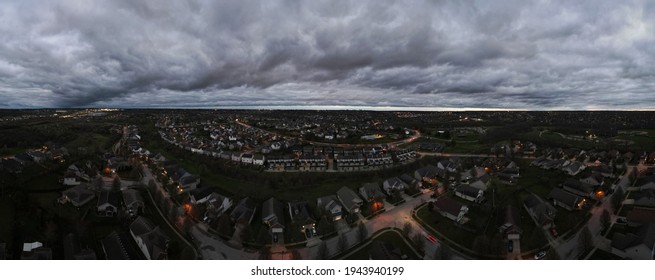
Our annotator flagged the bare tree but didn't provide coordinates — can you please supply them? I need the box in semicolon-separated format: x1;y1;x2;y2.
93;175;104;190
357;222;368;242
337;234;348;253
402;222;413;237
611;188;624;212
432;243;452;260
315;241;329;260
577;226;593;257
546;247;560;260
412;233;425;253
112;176;121;191
600;209;611;232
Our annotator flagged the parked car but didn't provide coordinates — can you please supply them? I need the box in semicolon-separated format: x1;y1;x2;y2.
534;251;547;260
425;234;438;244
508;240;514;252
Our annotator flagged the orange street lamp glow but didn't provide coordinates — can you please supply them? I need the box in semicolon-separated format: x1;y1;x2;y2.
596;191;605;198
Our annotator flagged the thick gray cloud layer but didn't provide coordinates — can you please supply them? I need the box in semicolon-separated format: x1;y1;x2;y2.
1;0;654;109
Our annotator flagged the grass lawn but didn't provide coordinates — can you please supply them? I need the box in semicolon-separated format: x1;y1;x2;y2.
344;230;421;260
24;172;63;192
443;142;489;154
588;249;623;260
518;130;597;150
416;206;477;251
65;133;110;153
614;135;655;150
517;161;568;198
0;197;15;246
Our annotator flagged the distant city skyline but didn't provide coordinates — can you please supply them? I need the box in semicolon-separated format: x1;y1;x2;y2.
1;1;655;110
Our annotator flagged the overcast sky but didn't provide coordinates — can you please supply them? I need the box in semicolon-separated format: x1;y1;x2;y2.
1;0;654;110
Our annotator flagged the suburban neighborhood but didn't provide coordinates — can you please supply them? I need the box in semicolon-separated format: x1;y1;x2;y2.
1;109;655;260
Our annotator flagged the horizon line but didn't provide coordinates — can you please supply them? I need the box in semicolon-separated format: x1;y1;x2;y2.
2;105;655;112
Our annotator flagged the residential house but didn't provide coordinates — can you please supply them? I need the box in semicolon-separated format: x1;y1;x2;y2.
60;185;95;207
500;167;520;178
63;172;82;186
562;161;585;176
177;175;200;193
626;208;655;226
399;174;422;189
639;178;655;191
590;164;614;178
230;197;257;225
433;197;468;223
460;167;486;181
455;185;485;203
497;173;516;185
497;206;522;240
437;159;458;173
382;177;408;195
562;179;595;198
548;188;584;211
253;154;266;165
129;216;170;260
231;152;242;162
414;165;439;185
288;201;316;236
28;151;47;163
189;187;215;205
204;193;233;223
359;183;387;202
581;174;605;187
337;187;363;214
97;191;121;217
101;231;141;260
262;198;285;236
523;195;557;229
634;190;655;208
611;223;655;260
241;153;254;164
469;174;491;191
122;189;145;217
317;195;343;221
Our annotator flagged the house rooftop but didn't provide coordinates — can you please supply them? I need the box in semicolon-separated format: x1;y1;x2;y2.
626;208;655;225
434;197;464;216
97;190;121;207
548;188;581;207
611;223;655;251
337;186;363;209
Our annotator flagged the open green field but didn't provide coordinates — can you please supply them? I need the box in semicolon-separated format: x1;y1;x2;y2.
443;141;489;154
344;230;421;260
0;197;15;247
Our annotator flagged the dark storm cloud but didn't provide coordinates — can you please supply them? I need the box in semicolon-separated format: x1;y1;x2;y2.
0;0;654;109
